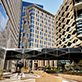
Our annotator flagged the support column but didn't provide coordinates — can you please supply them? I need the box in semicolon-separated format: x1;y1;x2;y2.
32;60;34;70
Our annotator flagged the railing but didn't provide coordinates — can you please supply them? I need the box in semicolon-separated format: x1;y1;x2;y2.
75;0;82;4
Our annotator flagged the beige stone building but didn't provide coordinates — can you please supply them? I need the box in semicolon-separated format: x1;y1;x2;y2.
54;0;82;48
54;0;82;70
20;5;57;70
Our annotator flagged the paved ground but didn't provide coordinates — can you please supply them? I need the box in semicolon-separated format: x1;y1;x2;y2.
1;73;37;82
62;78;79;82
0;73;80;82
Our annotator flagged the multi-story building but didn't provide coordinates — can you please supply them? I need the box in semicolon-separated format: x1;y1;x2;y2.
54;0;82;48
0;0;22;48
54;0;82;70
0;0;22;71
19;1;43;48
20;4;57;70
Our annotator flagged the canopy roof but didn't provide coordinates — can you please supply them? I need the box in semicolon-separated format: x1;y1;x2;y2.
0;47;82;60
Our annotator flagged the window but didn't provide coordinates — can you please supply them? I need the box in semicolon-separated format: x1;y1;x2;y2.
30;43;33;46
30;38;33;41
37;18;39;21
52;25;54;28
67;27;70;31
52;28;53;31
37;11;39;13
52;40;54;42
44;42;47;44
45;30;47;32
36;44;38;48
40;16;42;19
20;42;23;46
44;18;46;20
24;21;26;24
29;25;34;28
27;34;29;38
63;31;65;35
31;16;34;20
30;29;34;32
40;24;42;26
48;27;50;29
45;22;47;25
63;38;66;42
30;12;35;16
48;35;50;37
37;35;38;38
41;36;43;39
41;13;43;16
35;30;37;33
45;38;47;41
41;45;43;48
29;8;35;13
35;39;37;42
67;34;71;39
41;28;43;31
49;24;51;26
49;17;51;19
52;18;54;21
40;40;41;43
23;33;25;36
31;21;34;24
52;32;54;35
30;34;34;37
44;33;47;36
36;14;37;17
48;20;50;22
45;15;47;17
41;20;43;23
44;25;47;28
49;31;51;34
48;43;50;45
37;26;39;29
49;39;51;41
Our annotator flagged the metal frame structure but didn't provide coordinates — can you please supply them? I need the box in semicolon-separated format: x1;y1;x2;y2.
0;47;82;60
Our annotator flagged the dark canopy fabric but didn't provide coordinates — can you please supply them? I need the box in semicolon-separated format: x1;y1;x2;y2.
0;47;82;60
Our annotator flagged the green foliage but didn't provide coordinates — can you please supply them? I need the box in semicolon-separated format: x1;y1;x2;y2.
28;68;31;72
53;67;57;71
0;69;5;80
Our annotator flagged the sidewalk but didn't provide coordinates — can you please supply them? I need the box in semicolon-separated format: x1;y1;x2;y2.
0;73;38;82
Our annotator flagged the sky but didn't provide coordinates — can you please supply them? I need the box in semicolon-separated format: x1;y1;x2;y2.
0;3;8;32
23;0;64;15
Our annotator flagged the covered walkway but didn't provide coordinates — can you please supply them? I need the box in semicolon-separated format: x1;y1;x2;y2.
0;47;82;60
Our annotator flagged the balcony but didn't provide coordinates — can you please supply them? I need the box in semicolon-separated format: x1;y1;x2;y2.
74;0;82;10
75;0;82;4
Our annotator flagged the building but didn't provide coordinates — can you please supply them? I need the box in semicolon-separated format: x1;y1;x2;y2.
19;1;43;48
54;0;82;70
20;4;57;70
0;0;22;71
0;0;22;48
54;0;82;48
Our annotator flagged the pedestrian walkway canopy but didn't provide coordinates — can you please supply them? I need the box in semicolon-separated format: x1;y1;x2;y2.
0;47;82;60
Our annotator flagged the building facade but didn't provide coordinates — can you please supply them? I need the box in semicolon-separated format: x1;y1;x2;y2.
20;4;57;70
54;0;82;70
0;0;22;71
19;1;43;48
54;0;82;48
0;0;22;48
